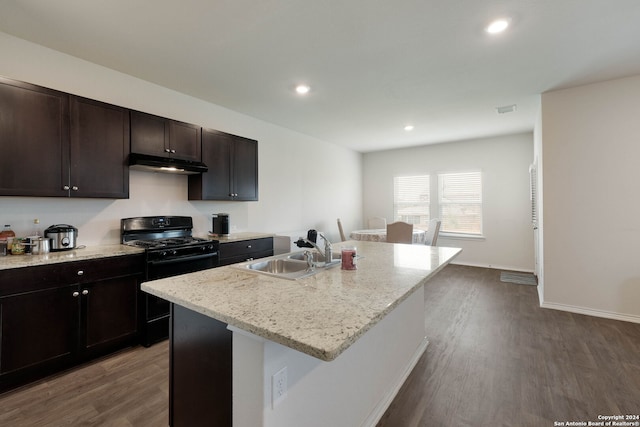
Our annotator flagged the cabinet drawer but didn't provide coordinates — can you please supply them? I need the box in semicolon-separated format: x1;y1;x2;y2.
0;254;144;297
219;238;273;260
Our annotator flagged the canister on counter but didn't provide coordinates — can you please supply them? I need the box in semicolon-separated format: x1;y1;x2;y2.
0;239;7;256
341;246;357;270
11;238;25;255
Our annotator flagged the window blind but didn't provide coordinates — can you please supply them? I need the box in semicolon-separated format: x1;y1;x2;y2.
438;171;482;235
393;175;430;226
529;163;538;227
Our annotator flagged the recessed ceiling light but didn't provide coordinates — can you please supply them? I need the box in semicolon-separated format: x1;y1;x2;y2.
486;19;509;34
295;84;310;95
404;125;414;131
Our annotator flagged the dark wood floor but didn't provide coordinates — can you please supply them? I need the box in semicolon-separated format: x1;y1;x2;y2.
1;265;639;426
0;340;169;426
377;265;640;427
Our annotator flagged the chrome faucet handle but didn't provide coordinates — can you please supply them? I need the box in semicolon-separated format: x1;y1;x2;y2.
303;250;315;270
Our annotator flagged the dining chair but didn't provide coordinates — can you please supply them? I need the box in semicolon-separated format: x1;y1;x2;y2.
368;217;387;229
386;221;413;244
424;218;441;246
337;218;347;241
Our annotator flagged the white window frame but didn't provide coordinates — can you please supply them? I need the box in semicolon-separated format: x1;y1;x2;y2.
437;170;483;237
392;175;430;227
393;170;483;238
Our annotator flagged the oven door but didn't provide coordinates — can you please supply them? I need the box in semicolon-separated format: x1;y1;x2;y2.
141;251;219;347
147;252;219;281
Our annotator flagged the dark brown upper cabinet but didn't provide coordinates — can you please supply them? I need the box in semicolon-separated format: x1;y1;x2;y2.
188;128;258;201
130;110;202;162
0;77;70;197
0;77;130;198
69;96;130;198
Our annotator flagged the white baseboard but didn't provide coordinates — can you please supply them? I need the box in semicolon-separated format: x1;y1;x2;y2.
541;301;640;324
449;260;535;274
363;337;429;427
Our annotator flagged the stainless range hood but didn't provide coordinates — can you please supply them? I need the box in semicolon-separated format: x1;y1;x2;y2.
129;153;208;175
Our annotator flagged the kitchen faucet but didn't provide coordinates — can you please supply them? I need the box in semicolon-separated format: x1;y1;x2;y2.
295;233;333;264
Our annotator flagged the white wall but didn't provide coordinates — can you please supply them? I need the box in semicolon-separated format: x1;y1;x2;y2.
363;133;534;271
0;32;362;244
541;74;640;322
232;287;427;427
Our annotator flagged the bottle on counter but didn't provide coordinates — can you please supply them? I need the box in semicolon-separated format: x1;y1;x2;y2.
0;225;16;254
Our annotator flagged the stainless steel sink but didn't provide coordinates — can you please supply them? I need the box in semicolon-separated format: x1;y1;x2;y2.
233;251;340;280
234;257;317;280
287;251;341;267
247;258;309;274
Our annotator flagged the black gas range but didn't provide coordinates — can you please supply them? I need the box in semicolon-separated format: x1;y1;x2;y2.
121;216;219;346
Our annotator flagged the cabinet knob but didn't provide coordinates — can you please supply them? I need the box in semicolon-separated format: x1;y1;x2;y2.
77;270;84;276
82;289;89;295
247;245;252;248
72;186;79;191
170;149;176;154
72;291;80;297
63;185;70;190
164;148;171;153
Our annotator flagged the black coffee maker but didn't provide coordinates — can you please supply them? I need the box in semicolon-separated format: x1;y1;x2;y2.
212;213;230;236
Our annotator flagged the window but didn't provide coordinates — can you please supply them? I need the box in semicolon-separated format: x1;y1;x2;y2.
393;171;482;236
438;171;482;235
393;175;430;227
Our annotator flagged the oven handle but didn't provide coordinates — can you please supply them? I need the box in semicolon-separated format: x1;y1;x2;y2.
148;251;219;266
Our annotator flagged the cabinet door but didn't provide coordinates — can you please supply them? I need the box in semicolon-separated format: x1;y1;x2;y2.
0;77;70;197
130;110;167;156
189;129;233;200
70;96;130;198
0;286;77;377
231;136;258;201
81;275;138;356
169;120;201;162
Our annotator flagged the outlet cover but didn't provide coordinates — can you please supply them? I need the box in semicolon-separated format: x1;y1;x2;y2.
272;367;288;408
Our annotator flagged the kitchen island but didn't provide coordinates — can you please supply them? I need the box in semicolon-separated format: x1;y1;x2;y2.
142;240;461;427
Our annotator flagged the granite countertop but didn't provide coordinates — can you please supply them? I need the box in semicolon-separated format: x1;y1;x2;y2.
0;244;144;271
142;240;461;361
205;231;275;243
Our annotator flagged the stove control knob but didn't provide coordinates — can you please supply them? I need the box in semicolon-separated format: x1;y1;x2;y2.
207;244;215;251
170;250;178;256
160;251;168;258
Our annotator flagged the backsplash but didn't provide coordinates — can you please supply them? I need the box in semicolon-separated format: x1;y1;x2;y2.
0;170;248;245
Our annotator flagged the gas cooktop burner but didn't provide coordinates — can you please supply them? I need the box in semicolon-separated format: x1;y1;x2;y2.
128;237;207;250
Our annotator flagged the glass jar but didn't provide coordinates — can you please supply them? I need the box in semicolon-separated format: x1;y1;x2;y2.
11;238;25;255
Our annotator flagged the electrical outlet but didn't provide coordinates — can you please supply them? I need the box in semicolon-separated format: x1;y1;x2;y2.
271;366;288;408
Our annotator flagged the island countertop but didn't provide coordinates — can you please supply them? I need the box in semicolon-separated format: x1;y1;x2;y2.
142;240;461;361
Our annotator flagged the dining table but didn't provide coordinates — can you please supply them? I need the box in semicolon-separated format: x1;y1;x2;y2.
349;228;426;244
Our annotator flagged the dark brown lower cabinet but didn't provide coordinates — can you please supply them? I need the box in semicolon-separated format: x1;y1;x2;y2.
170;303;232;427
82;275;139;358
218;237;274;266
0;255;143;393
0;286;77;380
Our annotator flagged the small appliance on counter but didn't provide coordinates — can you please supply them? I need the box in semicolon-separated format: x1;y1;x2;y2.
212;213;230;237
44;224;78;251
